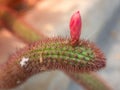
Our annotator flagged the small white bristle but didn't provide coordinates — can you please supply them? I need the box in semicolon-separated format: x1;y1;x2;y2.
20;57;29;67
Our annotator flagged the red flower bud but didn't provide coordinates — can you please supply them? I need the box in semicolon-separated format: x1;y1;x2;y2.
70;11;82;46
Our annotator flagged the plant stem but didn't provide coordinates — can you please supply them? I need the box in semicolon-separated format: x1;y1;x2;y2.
0;6;45;43
0;7;111;90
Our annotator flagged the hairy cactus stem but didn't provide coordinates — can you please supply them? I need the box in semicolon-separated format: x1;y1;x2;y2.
0;38;105;89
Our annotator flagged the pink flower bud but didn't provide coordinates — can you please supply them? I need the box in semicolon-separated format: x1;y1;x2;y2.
69;11;82;46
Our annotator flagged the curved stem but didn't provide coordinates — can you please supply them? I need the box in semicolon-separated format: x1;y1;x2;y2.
0;38;105;89
68;72;112;90
0;7;110;90
0;6;45;43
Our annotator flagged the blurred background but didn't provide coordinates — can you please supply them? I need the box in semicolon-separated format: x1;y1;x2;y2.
0;0;120;90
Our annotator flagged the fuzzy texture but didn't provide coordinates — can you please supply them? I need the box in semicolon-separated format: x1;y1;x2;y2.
0;38;105;89
70;11;82;46
0;10;109;90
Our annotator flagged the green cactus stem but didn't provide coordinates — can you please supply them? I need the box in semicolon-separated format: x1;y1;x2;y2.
0;6;45;43
0;38;105;89
68;72;112;90
0;8;110;90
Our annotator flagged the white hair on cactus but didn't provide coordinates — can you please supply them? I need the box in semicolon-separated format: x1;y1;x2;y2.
20;57;29;67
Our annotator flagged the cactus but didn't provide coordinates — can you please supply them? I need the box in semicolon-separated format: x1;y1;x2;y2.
0;6;45;43
0;10;110;90
0;37;105;89
68;72;112;90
